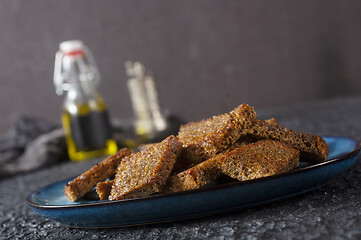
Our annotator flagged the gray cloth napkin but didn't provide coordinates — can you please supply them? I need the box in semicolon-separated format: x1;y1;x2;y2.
0;115;67;179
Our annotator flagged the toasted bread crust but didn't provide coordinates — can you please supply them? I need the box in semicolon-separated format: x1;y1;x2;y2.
177;104;256;169
64;148;132;202
168;155;222;192
218;140;300;181
246;119;329;162
109;135;182;200
96;180;114;200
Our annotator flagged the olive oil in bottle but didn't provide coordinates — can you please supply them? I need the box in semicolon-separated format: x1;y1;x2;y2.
54;40;117;161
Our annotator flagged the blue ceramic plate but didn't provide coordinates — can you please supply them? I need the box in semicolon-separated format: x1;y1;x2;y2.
27;136;361;228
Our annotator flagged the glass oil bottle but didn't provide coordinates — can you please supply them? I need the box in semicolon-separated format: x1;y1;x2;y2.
54;40;118;161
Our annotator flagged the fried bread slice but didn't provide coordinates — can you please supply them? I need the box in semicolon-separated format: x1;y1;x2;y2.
96;180;114;200
218;140;299;181
64;148;132;202
168;154;222;192
246;119;329;162
225;136;256;152
109;135;182;200
177;104;256;169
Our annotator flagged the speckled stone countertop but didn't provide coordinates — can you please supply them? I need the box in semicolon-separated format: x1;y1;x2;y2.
2;96;361;240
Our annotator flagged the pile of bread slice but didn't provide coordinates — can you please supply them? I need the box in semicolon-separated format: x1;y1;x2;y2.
64;104;329;202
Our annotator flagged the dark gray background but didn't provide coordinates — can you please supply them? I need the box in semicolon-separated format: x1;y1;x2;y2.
1;0;361;134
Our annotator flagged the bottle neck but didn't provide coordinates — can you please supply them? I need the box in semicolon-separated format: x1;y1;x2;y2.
63;53;102;103
55;48;101;96
67;78;97;98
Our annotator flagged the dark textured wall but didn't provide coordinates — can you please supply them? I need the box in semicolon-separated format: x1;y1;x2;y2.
0;0;361;134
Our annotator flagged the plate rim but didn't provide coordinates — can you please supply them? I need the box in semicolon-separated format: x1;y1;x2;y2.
26;135;361;210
